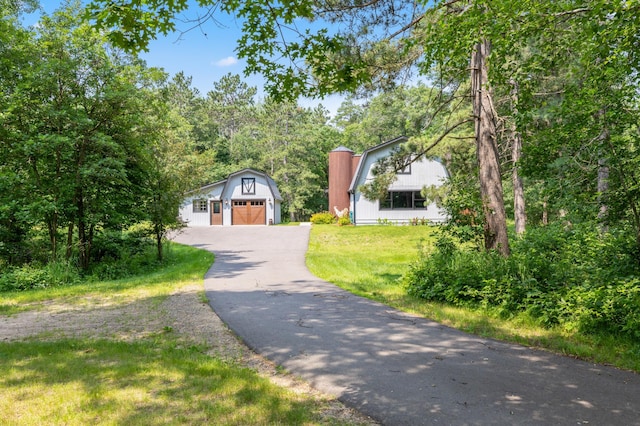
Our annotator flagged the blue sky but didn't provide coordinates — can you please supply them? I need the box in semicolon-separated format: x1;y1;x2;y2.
140;6;258;95
31;1;346;116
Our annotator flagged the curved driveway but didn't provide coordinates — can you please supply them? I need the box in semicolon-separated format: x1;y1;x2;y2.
174;226;640;425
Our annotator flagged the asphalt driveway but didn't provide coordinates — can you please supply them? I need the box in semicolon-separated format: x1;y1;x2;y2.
174;226;640;425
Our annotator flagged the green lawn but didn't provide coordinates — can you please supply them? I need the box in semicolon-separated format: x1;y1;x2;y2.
306;224;435;302
0;243;365;425
0;243;215;316
0;340;320;425
306;224;640;373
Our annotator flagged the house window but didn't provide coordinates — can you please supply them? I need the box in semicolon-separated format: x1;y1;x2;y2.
379;191;427;210
193;199;208;213
242;178;256;195
397;156;412;174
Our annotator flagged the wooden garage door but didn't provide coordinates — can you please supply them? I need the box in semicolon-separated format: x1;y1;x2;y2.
232;200;266;225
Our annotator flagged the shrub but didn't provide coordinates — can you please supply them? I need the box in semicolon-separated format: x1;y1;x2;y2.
310;211;336;224
337;216;351;226
404;223;640;340
0;260;80;292
91;229;153;263
561;279;640;338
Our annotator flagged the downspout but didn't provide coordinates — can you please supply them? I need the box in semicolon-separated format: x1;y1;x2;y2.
350;190;356;225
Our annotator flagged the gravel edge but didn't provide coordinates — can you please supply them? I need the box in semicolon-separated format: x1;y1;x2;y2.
0;283;377;425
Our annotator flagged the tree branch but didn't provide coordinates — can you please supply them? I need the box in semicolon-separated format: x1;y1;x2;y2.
388;14;424;39
415;117;475;160
553;7;590;17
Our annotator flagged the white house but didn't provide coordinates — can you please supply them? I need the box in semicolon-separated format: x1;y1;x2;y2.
179;168;282;226
328;136;449;225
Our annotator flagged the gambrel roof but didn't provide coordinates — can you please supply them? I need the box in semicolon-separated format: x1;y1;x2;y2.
188;168;282;201
348;136;408;193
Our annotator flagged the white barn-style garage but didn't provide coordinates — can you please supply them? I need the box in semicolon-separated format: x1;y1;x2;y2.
179;169;282;226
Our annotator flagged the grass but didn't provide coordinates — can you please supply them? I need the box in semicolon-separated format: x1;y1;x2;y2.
306;224;434;302
306;224;640;373
0;244;213;316
0;339;326;425
0;242;361;425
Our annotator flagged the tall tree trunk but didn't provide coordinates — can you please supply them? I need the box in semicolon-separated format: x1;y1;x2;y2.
66;221;74;260
77;203;88;270
47;213;58;258
597;157;609;222
510;79;526;235
471;40;510;255
75;139;89;270
512;134;526;235
155;221;164;262
596;119;610;227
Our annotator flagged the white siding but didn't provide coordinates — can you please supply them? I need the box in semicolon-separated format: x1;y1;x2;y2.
226;172;278;225
352;155;448;225
179;169;282;227
226;172;273;200
178;183;224;227
274;200;282;224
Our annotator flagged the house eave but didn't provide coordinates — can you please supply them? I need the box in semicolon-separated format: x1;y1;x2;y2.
348;136;408;193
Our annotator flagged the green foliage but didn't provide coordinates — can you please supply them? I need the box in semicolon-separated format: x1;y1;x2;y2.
335;85;451;150
91;229;151;263
87;229;163;280
1;4;159;269
0;244;214;317
84;0;640;249
252;99;337;221
337;216;351;226
429;174;485;248
307;224;437;301
405;223;640;340
86;0;188;52
0;260;80;292
0;227;165;291
310;211;336;225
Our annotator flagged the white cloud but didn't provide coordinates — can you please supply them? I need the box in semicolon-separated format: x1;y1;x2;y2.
214;56;238;67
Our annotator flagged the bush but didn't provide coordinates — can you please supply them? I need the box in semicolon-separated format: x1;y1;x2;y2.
562;279;640;339
404;223;640;340
91;229;153;263
337;216;351;226
0;260;80;292
310;211;336;224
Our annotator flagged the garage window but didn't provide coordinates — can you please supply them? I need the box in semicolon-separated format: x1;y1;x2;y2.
193;199;208;212
242;178;256;194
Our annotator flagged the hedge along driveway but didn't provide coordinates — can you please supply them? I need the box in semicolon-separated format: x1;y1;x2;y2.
174;226;640;426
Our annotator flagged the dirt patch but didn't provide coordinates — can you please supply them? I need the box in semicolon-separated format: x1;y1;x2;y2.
0;284;377;425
